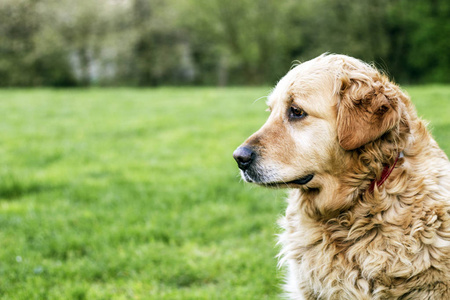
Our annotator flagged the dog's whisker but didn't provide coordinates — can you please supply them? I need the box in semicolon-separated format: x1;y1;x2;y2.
252;95;268;104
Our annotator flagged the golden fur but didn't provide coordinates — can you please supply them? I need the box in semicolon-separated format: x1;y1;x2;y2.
234;54;450;299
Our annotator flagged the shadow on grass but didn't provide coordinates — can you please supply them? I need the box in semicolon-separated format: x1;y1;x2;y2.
0;172;60;200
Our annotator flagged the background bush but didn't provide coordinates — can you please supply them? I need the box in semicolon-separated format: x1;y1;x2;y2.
1;0;449;87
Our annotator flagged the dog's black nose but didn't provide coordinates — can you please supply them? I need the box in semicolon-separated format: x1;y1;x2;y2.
233;146;255;170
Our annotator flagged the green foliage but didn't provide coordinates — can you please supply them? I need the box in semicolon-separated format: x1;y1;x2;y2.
404;0;450;83
0;0;449;86
0;0;74;86
0;86;448;298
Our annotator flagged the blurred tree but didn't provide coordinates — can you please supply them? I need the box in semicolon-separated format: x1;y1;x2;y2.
403;0;450;82
0;0;75;86
296;0;391;67
58;0;128;86
0;0;448;86
128;0;195;86
184;0;304;85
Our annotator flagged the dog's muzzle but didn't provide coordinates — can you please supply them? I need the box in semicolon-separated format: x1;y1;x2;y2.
233;146;314;186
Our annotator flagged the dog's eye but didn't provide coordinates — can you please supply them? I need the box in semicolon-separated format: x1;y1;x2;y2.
289;106;307;120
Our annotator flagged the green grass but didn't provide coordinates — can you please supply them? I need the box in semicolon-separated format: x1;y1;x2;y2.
0;86;449;299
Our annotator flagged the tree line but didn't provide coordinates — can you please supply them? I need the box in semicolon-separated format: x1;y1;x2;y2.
0;0;449;87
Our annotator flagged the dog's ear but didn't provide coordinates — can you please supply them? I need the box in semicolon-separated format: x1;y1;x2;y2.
337;75;401;150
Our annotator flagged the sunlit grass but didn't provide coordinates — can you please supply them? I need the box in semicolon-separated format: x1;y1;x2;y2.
0;86;448;299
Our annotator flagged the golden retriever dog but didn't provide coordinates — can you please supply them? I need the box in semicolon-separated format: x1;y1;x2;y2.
233;54;450;299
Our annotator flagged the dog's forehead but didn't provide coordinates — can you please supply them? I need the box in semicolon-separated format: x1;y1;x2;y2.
267;62;337;109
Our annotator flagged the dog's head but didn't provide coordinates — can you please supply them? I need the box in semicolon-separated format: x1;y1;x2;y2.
233;54;406;189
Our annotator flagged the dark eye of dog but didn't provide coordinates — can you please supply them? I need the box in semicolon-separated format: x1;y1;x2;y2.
289;106;307;120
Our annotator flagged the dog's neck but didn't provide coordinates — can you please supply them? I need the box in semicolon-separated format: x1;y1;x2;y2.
294;152;407;222
292;128;422;223
294;177;359;221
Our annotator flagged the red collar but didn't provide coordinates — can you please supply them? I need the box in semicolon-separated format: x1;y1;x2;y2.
368;152;403;193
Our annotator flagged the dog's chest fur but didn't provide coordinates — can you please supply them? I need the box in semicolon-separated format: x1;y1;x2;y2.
278;154;450;300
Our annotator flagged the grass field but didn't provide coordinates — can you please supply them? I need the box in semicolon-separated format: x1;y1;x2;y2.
0;86;449;299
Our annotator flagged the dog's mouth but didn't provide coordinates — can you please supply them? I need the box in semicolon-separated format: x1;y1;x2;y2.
243;172;314;187
265;174;314;187
287;174;315;185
